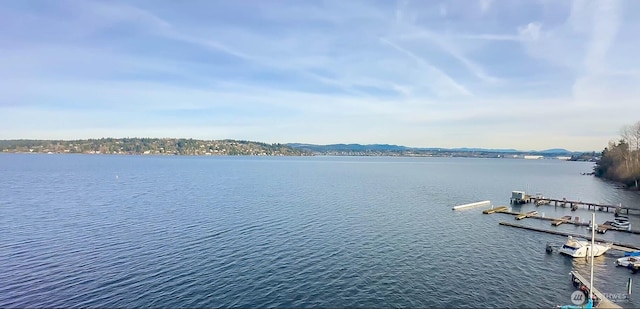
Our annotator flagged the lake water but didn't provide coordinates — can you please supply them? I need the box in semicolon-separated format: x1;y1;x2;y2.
1;154;639;308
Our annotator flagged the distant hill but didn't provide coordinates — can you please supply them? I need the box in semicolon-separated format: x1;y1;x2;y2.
287;143;574;155
287;143;409;152
0;138;310;156
446;147;520;153
537;148;572;154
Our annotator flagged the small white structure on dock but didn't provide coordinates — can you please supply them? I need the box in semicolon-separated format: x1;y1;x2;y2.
452;200;491;211
510;191;530;204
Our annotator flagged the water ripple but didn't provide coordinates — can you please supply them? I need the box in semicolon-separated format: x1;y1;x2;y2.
1;155;639;308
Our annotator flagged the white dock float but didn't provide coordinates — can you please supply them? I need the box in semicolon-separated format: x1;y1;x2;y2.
452;200;491;211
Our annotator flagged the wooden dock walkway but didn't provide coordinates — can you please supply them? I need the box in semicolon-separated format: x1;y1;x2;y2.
482;206;508;214
570;271;622;309
552;215;574;226
486;208;589;226
498;222;640;252
530;197;640;215
485;208;640;233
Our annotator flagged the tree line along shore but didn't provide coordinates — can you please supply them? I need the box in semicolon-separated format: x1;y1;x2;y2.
0;138;310;156
595;121;640;190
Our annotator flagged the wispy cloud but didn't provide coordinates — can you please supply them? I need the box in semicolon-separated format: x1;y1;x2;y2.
454;33;521;41
479;0;493;14
439;4;448;17
583;1;622;73
396;29;503;84
379;38;472;97
1;0;639;150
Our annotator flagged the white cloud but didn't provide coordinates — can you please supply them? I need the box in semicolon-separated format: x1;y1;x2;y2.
518;22;542;41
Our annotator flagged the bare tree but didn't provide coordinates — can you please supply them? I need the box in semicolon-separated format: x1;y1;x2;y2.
597;122;640;189
621;121;640;189
621;126;635;150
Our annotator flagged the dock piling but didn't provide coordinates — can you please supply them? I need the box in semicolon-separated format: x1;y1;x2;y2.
527;196;638;215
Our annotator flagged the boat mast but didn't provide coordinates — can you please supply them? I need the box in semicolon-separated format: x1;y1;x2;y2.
589;212;595;303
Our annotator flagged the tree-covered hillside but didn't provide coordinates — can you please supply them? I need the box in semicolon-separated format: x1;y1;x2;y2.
0;138;311;156
594;121;640;189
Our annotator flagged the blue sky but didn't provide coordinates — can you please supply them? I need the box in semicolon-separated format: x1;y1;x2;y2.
1;0;639;151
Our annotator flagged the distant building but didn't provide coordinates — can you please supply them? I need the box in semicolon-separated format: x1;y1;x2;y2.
524;155;543;160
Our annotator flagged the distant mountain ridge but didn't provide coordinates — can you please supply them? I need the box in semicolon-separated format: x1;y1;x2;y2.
536;148;572;154
287;143;409;152
287;143;577;155
444;147;520;153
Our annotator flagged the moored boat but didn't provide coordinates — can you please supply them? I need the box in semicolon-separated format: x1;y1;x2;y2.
558;236;611;258
616;256;640;267
624;251;640;257
611;217;630;229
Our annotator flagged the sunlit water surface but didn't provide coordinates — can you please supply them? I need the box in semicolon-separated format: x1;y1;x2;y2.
1;154;639;308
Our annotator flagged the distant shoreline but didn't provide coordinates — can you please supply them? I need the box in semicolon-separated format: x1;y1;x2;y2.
0;138;598;160
0;151;595;161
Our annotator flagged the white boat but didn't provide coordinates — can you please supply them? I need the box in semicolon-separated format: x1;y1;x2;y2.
558;213;622;309
616;256;640;267
611;218;630;229
558;236;611;258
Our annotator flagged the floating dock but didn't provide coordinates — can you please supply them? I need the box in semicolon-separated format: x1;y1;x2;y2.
485;209;590;227
516;211;538;220
551;215;573;226
570;271;622;309
452;200;491;211
498;222;640;252
482;206;508;214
